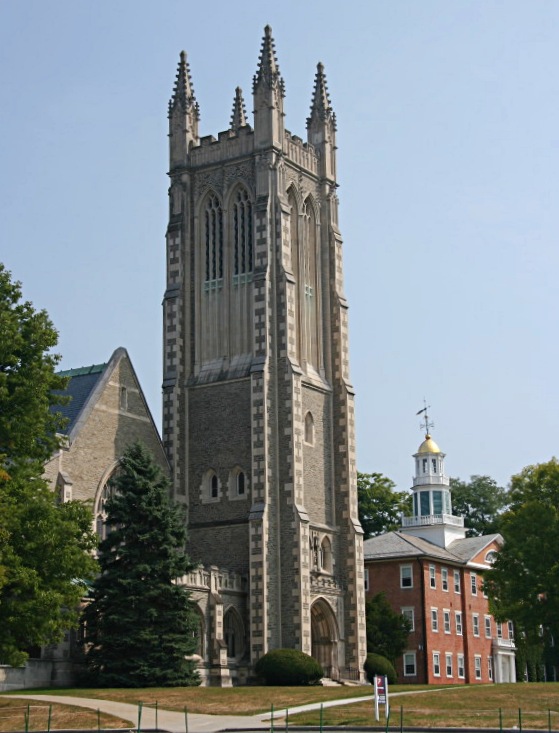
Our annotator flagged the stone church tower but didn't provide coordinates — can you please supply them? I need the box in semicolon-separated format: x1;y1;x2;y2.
163;26;366;682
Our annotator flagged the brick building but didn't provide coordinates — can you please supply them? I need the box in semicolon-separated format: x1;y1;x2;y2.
364;431;516;684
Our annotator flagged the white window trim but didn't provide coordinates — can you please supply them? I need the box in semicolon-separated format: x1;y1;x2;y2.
429;564;436;589
445;652;453;678
432;651;441;677
457;653;465;679
401;606;415;632
403;651;417;677
400;564;413;589
485;615;492;638
474;655;482;680
441;567;449;592
473;613;480;637
455;611;463;636
443;609;451;634
431;607;439;633
471;571;478;596
454;569;461;594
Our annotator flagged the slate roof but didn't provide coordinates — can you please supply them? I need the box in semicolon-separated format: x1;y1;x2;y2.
448;533;502;563
364;530;502;567
52;362;108;434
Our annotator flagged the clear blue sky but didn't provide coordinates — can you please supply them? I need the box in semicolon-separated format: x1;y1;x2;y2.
1;1;558;493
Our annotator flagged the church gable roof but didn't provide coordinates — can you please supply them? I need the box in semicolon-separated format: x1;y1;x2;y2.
53;363;108;434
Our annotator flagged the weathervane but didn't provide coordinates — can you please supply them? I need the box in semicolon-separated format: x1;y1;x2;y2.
416;398;434;436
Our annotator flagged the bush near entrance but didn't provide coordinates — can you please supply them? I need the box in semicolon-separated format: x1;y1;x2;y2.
363;653;397;685
255;649;323;686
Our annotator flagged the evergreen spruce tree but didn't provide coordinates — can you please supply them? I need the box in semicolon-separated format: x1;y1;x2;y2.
83;442;200;687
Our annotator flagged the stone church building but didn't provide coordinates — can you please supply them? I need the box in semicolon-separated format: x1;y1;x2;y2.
12;26;365;690
163;26;366;684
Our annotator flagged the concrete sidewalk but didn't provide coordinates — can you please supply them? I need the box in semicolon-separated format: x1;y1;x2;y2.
5;694;268;733
5;687;455;732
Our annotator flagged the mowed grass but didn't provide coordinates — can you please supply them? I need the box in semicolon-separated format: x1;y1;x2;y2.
7;683;376;715
0;698;130;733
3;682;559;729
289;683;559;729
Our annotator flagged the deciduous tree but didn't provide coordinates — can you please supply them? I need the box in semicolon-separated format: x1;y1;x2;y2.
365;592;411;663
449;475;507;537
0;264;98;665
357;472;411;539
83;442;200;687
484;459;559;679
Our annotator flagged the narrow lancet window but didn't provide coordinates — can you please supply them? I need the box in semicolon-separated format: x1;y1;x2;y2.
204;193;223;282
233;188;253;276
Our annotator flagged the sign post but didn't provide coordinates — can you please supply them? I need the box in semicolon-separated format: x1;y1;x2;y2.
374;675;390;721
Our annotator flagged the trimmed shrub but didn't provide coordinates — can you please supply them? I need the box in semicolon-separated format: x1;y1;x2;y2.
363;652;397;685
254;648;323;686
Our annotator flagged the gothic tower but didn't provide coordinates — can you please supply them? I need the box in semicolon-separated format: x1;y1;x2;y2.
163;27;366;680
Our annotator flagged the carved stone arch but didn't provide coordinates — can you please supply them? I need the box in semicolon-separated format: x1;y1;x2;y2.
311;597;340;676
191;603;206;659
304;411;314;445
201;468;220;504
228;465;248;500
286;182;303;211
93;459;121;539
224;180;254;210
320;535;333;573
223;605;245;661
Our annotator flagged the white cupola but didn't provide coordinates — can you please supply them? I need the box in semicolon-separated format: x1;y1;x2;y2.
400;414;465;548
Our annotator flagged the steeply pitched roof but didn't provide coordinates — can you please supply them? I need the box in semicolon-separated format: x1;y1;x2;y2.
52;363;108;434
364;530;500;567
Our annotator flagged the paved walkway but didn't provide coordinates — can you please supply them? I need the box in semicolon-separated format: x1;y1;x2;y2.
5;687;454;733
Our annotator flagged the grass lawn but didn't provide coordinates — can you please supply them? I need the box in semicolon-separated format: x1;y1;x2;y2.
289;683;559;729
2;682;558;730
0;697;130;733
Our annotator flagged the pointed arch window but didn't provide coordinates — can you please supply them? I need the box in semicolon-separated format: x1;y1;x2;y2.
204;193;223;282
95;477;118;540
201;469;220;503
233;188;253;278
320;536;333;573
224;608;245;660
304;411;314;445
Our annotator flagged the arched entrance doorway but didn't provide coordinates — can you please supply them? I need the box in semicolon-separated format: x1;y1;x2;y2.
311;598;339;678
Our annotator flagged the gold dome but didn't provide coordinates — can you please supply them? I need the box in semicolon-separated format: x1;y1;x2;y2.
417;434;441;454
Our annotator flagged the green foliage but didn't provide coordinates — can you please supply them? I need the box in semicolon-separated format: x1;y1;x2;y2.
0;264;69;472
363;652;397;685
365;592;411;663
449;475;507;537
0;265;98;665
83;442;200;687
357;472;412;539
485;458;559;676
254;649;323;686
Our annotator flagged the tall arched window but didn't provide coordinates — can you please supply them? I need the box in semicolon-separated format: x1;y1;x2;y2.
304;411;314;445
289;189;302;363
201;469;220;503
95;477;118;540
224;608;245;660
204;193;223;282
302;197;319;369
321;536;333;573
233;188;253;276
